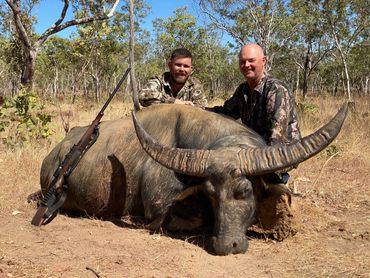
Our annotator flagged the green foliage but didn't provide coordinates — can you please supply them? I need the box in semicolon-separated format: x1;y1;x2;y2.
153;7;200;64
0;91;53;148
298;102;318;114
326;144;342;157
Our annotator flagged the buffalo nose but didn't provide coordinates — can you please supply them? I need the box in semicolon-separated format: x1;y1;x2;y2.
231;238;248;254
211;236;249;256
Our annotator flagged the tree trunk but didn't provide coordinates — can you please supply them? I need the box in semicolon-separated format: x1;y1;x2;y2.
302;70;309;100
341;71;346;97
124;74;131;100
295;66;300;96
83;74;88;99
92;73;100;102
5;0;121;93
331;29;352;102
339;50;352;101
302;41;312;100
11;76;19;97
53;67;59;97
129;0;140;110
21;48;37;91
72;72;77;104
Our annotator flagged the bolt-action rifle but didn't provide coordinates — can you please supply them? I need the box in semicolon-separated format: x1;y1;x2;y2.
31;68;131;226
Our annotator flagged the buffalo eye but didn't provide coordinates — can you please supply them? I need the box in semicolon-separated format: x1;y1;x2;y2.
231;168;242;178
203;180;216;196
233;182;252;200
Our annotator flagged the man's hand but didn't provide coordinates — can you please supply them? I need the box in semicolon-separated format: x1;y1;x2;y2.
174;99;194;106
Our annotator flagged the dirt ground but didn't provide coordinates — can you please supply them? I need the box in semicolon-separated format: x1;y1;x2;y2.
1;102;369;277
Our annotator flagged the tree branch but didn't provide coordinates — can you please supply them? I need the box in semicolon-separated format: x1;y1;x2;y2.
36;0;121;47
346;25;366;53
293;59;304;70
310;47;333;72
52;0;70;29
199;6;245;45
5;0;32;49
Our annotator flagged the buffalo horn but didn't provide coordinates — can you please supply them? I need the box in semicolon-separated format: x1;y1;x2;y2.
238;102;348;175
132;111;211;177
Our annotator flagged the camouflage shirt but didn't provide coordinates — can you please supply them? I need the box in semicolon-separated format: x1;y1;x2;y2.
139;72;208;108
212;75;301;145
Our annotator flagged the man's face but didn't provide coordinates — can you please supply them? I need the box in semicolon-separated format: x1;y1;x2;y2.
239;46;266;83
168;56;193;84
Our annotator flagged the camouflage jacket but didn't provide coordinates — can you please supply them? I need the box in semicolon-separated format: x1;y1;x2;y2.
212;75;301;146
139;72;208;108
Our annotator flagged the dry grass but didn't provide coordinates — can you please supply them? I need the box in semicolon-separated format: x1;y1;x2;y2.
297;96;369;158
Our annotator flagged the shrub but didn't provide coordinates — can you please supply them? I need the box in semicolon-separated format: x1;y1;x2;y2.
297;102;318;114
326;144;342;157
0;91;53;148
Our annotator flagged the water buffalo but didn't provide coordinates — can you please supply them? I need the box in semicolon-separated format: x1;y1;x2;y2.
40;103;348;255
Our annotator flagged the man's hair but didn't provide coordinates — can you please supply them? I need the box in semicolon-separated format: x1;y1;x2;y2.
170;48;192;60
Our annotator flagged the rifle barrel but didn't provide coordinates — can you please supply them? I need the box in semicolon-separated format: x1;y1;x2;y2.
99;67;131;114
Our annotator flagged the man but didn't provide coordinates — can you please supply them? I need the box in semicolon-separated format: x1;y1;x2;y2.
211;43;301;183
139;48;207;108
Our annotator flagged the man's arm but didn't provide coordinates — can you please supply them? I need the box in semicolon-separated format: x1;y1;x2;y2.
139;77;175;107
208;85;243;119
266;82;301;146
266;82;302;175
189;80;208;108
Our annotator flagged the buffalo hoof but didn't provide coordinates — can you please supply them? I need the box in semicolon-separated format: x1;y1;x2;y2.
27;190;43;203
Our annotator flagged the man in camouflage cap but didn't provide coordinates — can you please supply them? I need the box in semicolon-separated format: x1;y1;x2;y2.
139;48;207;108
212;43;301;183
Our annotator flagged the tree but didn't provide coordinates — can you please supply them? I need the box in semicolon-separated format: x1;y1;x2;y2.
289;0;332;98
348;42;370;96
0;32;23;96
72;18;128;101
152;7;201;69
198;0;297;69
3;0;120;91
322;0;369;102
35;36;73;97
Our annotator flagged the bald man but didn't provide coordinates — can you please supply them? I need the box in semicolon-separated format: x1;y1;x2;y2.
211;44;301;183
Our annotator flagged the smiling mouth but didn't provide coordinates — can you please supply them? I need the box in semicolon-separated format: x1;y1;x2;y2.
175;75;187;81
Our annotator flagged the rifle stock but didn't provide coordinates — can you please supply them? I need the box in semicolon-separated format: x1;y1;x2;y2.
31;68;131;226
31;206;48;226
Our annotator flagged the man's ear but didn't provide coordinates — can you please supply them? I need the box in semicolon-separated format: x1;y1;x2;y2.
262;56;267;67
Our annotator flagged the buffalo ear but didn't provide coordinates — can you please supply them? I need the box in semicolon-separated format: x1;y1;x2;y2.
259;176;293;198
146;215;165;231
265;183;293;198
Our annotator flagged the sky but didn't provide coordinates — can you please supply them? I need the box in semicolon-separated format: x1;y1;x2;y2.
33;0;209;39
